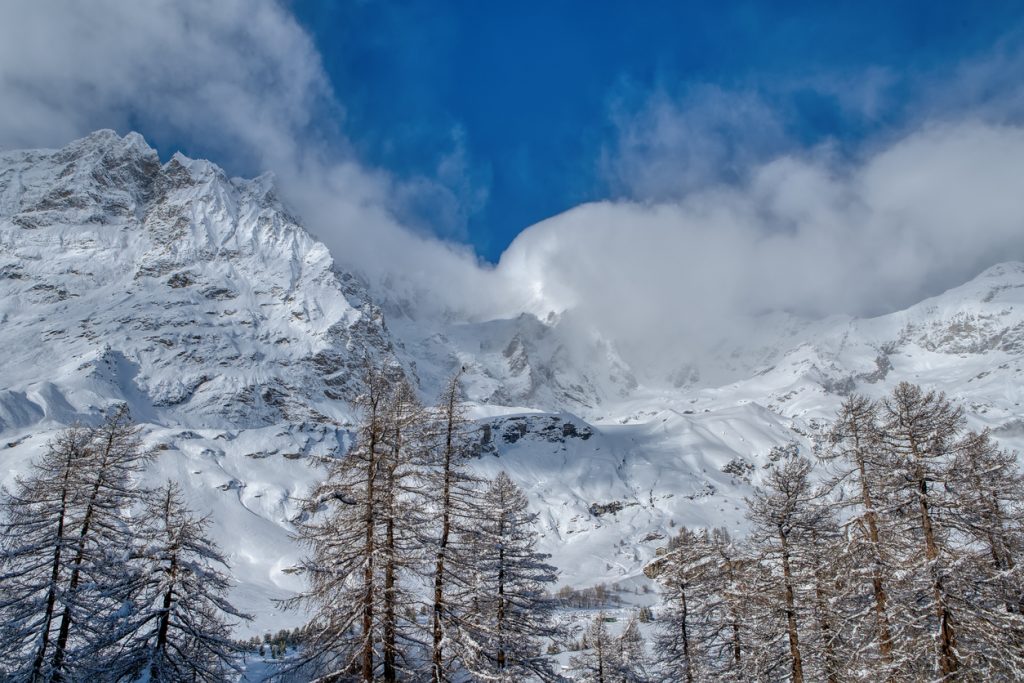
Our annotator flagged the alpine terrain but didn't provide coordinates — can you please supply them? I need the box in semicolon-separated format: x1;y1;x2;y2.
2;131;1024;676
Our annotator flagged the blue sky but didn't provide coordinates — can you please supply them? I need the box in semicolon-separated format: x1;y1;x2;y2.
288;0;1024;261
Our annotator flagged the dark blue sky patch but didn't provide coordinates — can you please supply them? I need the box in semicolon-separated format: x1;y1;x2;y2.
284;0;1023;262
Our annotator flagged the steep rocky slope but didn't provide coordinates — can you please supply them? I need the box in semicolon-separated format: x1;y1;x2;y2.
0;130;396;432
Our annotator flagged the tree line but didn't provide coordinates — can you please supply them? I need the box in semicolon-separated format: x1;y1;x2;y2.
0;367;563;682
646;381;1024;682
4;374;1023;681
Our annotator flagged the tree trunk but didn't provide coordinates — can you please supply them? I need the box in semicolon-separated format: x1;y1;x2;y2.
779;528;804;683
496;540;506;672
432;376;459;683
721;555;742;672
150;554;178;681
814;570;839;683
679;583;693;683
383;511;397;683
30;453;75;683
916;469;959;677
907;432;959;678
382;429;401;683
361;427;378;683
854;450;896;667
52;431;117;678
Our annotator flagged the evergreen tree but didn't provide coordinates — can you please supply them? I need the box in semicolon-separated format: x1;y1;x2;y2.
455;472;560;682
112;481;249;681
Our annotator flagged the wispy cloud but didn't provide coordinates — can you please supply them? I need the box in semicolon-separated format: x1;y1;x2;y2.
0;0;501;317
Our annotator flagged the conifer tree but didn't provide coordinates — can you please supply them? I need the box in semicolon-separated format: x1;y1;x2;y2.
649;528;708;682
455;472;560;681
0;406;151;682
287;365;429;682
570;613;615;683
944;429;1024;674
613;614;650;683
650;527;753;681
377;377;429;682
819;394;897;673
112;481;249;682
746;456;823;683
0;426;92;682
425;368;485;683
876;382;964;678
285;366;392;680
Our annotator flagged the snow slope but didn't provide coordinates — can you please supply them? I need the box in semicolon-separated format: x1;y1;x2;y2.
2;131;1023;637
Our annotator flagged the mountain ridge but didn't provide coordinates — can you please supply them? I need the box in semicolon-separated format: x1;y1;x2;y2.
2;130;1023;635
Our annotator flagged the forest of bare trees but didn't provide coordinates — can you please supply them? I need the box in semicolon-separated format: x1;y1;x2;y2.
0;406;249;682
282;366;560;682
2;374;1022;682
648;382;1024;682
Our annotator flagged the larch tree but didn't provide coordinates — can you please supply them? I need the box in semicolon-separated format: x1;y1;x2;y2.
0;426;92;682
819;394;898;675
570;613;615;683
377;377;429;682
944;428;1024;674
613;614;650;683
424;368;485;683
285;365;393;680
455;471;560;682
745;455;825;683
112;481;250;682
876;382;964;679
286;365;428;682
0;406;151;682
649;527;719;682
51;405;152;680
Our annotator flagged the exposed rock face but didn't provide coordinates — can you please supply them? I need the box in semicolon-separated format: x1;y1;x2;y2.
0;130;396;428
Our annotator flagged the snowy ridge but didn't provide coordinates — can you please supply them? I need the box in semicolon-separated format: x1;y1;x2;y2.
2;131;1024;636
0;130;396;430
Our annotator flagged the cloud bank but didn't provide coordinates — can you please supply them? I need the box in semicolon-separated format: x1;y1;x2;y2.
499;121;1024;373
2;1;1024;381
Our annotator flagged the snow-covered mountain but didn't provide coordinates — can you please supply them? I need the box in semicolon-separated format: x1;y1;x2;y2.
2;131;1023;635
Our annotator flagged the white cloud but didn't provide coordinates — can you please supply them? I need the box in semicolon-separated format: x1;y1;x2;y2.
498;121;1024;374
0;0;502;319
2;2;1024;383
602;85;790;200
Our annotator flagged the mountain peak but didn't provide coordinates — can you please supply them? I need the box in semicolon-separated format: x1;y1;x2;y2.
975;261;1024;281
